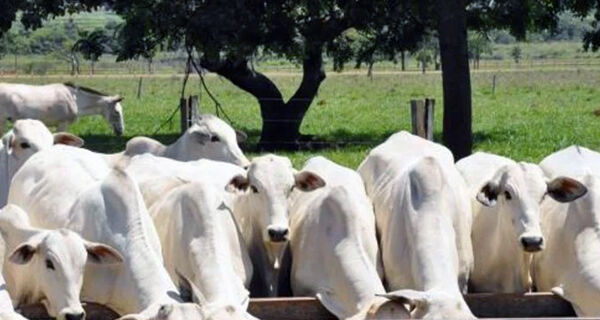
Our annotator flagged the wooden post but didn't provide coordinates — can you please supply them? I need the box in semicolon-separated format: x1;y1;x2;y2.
180;98;189;133
410;99;434;140
188;95;199;127
137;77;143;99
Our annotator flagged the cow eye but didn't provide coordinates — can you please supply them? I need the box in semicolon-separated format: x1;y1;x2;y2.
45;259;55;270
158;305;171;317
20;142;30;149
251;185;258;194
211;136;220;142
504;191;512;200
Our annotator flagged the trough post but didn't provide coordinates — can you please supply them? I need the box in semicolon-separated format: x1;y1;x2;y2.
410;98;435;140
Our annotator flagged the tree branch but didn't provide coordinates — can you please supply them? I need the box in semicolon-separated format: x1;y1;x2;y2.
287;45;325;111
200;57;285;106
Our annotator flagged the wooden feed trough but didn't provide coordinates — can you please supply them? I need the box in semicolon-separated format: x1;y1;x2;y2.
15;293;585;319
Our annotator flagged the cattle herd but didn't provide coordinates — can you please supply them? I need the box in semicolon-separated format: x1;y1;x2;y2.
0;83;599;320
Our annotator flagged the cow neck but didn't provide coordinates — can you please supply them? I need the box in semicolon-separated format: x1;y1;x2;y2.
231;192;284;297
162;135;187;161
69;88;106;117
188;209;248;310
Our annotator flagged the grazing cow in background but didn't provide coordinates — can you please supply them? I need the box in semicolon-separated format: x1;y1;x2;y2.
0;82;124;135
0;273;26;320
358;132;474;318
7;147;191;315
149;181;255;319
0;205;123;320
125;114;249;167
0;119;83;206
226;154;325;297
533;146;600;316
456;152;586;293
289;156;410;320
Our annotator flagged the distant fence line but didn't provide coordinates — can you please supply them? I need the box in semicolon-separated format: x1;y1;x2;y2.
1;56;600;76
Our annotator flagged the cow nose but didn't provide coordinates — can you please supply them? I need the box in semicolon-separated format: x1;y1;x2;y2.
65;312;85;320
267;227;289;242
520;236;544;252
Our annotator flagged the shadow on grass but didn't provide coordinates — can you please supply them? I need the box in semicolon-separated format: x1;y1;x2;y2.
81;133;180;154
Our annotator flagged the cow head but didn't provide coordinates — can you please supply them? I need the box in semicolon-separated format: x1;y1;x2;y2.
101;95;125;136
3;119;83;161
378;289;475;319
116;274;254;320
0;205;123;320
181;115;249;167
227;154;325;244
476;163;586;252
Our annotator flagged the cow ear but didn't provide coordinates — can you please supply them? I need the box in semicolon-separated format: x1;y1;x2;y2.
2;132;14;155
176;270;208;306
53;133;84;147
226;174;249;193
294;171;326;192
547;177;587;203
476;182;499;207
9;243;37;265
377;289;429;312
84;241;124;265
235;129;248;143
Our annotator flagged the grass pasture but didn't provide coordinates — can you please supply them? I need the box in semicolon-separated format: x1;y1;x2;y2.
1;68;599;168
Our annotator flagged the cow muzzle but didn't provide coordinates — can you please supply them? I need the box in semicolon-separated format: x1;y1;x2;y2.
520;235;544;252
63;311;86;320
267;226;289;243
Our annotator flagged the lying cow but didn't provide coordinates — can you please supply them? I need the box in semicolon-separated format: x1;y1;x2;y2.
0;119;83;206
149;180;256;319
358;132;474;318
533;146;598;316
0;82;124;135
456;152;586;293
7;147;192;316
0;204;122;320
125;114;249;167
289;156;410;320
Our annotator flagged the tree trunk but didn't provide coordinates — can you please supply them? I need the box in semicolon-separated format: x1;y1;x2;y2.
202;47;325;151
14;54;17;74
438;0;472;160
367;61;373;79
91;61;95;75
401;51;406;71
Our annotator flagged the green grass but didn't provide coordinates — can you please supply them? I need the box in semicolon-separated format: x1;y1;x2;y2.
1;68;599;169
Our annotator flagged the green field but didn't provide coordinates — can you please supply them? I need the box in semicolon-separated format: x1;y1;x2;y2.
1;68;599;169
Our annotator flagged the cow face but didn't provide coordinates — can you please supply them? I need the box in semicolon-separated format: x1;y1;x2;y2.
102;96;125;136
183;115;250;167
0;206;123;320
476;163;586;252
227;155;325;244
379;289;475;319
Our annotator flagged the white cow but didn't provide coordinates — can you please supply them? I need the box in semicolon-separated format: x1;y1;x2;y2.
533;146;599;316
0;204;122;320
0;273;26;320
127;153;325;297
0;119;83;206
358;132;474;319
456;152;586;293
125;114;249;167
289;156;410;320
149;181;255;319
7;147;191;316
0;82;124;135
226;154;325;297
